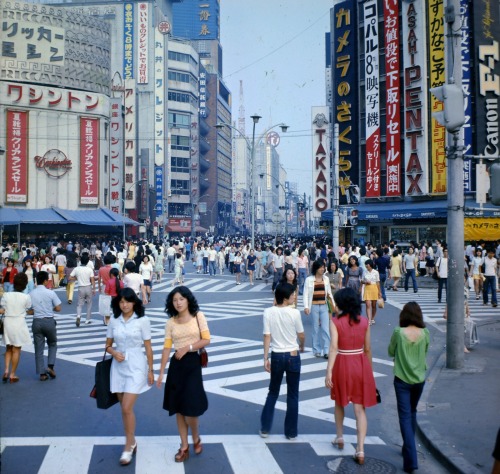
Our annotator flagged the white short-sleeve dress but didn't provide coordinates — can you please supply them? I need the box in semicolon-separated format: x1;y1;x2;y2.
106;313;152;394
1;293;32;347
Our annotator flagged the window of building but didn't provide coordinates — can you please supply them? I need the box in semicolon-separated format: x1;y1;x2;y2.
171;135;190;151
168;70;198;87
168;112;191;128
168;50;198;68
171;156;189;173
171;179;189;195
168;91;197;105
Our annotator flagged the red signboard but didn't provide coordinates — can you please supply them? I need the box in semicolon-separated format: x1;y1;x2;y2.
6;110;28;203
80;117;99;205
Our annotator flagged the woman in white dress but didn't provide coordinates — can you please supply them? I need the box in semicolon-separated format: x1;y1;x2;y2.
1;273;32;383
105;288;154;466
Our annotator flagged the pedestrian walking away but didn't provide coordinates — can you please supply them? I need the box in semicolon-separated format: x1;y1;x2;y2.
325;288;377;465
260;283;305;440
29;271;62;381
69;253;96;327
435;249;449;303
105;288;154;466
157;286;210;463
388;302;429;473
482;248;498;307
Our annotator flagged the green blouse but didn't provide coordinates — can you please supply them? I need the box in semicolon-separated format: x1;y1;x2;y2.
388;327;430;384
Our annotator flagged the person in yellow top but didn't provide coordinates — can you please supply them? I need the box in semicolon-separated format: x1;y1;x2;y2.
157;286;210;463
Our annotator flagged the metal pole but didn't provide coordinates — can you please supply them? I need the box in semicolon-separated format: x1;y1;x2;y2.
445;0;464;370
332;123;340;255
250;122;257;250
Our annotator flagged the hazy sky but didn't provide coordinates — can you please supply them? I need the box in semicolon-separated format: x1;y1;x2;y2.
220;1;333;195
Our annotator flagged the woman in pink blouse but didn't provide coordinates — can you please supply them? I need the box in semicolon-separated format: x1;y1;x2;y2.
157;286;210;463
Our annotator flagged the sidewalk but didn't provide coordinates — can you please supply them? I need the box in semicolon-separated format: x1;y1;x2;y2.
417;308;500;473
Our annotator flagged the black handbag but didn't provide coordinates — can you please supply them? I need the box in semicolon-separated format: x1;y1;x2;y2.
376;388;382;404
196;315;208;368
0;315;4;335
90;349;119;409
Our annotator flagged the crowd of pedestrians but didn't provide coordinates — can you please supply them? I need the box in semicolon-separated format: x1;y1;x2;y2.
1;234;499;470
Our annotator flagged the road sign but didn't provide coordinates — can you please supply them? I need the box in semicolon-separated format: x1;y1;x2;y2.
158;21;171;34
266;131;280;147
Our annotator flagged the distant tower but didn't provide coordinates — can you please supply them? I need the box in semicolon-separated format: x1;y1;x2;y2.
238;80;245;136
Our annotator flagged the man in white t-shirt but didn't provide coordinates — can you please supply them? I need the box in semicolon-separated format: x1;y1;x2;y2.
260;283;305;440
483;249;498;307
69;253;95;327
123;261;147;304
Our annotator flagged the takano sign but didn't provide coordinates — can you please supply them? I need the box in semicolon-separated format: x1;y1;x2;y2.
311;108;331;218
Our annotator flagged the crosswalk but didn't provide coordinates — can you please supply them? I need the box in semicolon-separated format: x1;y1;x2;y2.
0;434;387;474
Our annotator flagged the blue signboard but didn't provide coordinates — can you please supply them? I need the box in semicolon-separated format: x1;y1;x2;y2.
123;3;134;79
155;166;163;213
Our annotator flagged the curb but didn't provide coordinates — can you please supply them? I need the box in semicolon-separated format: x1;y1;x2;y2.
416;349;484;474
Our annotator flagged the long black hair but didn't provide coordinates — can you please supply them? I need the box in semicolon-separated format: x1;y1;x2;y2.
111;288;145;318
165;285;200;318
109;267;121;296
333;287;362;324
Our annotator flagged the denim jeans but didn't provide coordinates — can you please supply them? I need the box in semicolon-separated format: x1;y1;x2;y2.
483;275;497;305
298;268;307;295
3;282;14;292
203;257;208;273
272;268;283;291
209;261;217;276
310;304;330;355
261;352;301;438
404;269;418;292
394;376;425;472
437;277;447;302
379;273;387;301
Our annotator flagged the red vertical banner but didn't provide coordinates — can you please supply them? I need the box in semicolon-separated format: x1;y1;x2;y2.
383;0;401;196
6;110;29;203
80;117;99;205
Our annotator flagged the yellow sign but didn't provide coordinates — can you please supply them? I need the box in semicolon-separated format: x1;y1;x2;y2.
464;218;500;240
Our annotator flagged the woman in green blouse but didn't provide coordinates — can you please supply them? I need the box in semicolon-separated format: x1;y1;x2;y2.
388;302;429;474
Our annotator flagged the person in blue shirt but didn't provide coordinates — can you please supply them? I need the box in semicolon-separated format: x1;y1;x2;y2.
374;248;391;302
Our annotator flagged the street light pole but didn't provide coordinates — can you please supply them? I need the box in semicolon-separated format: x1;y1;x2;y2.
191;193;210;240
258;172;288;239
216;116;288;250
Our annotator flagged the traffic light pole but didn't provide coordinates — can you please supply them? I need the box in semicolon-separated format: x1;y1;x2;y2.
445;0;465;370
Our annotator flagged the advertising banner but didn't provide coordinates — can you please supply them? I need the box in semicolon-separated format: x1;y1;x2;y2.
137;3;149;84
402;0;429;196
363;0;381;197
6;110;29;203
332;2;359;205
80;117;99;205
124;79;136;209
473;0;500;161
123;3;134;79
311;107;330;218
155;166;163;214
109;97;123;215
154;28;166;166
383;0;401;197
429;0;447;194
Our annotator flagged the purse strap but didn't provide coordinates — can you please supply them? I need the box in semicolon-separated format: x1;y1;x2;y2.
195;314;202;339
103;346;112;361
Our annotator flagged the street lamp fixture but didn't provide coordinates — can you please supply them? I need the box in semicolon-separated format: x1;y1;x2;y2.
216;117;289;249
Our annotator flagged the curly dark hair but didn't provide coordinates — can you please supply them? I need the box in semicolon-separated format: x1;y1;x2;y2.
333;287;362;324
111;288;145;318
165;285;199;318
347;255;359;268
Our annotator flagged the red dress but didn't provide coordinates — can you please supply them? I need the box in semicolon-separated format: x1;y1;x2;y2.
330;314;377;407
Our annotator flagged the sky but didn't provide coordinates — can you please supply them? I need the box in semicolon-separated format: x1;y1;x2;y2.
219;1;333;195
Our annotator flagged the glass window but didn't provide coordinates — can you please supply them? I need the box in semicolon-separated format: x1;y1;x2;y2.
168;112;190;128
390;227;417;242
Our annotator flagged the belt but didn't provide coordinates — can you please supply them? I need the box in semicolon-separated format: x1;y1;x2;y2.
338;348;363;355
272;350;298;356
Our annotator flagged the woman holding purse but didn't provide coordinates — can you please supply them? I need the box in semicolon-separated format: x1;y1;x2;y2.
105;288;154;466
157;286;210;463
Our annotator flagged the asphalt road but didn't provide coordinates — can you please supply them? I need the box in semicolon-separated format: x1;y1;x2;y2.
0;266;456;473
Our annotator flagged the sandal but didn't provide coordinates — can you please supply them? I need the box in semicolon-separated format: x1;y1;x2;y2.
40;374;49;381
2;373;9;383
9;376;20;383
175;446;189;463
354;451;365;465
193;437;203;455
332;437;344;450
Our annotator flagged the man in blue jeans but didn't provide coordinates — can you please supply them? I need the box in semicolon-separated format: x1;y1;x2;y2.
403;247;418;293
260;283;305;440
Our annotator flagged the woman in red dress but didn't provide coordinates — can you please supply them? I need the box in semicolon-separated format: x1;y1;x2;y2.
325;287;377;465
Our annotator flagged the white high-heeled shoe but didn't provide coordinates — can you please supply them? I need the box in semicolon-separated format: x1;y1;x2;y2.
119;442;137;465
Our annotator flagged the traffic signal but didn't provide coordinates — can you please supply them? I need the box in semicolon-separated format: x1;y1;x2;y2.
429;83;465;132
490;162;500;206
349;209;358;226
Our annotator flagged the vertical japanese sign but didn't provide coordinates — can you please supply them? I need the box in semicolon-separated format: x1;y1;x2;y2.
6;110;28;203
191;119;200;202
154;28;166;166
123;3;134;79
109;97;123;215
124;79;136;209
460;0;472;193
137;3;149;84
429;0;446;194
199;70;207;117
402;0;429;196
364;0;380;197
383;0;401;197
80;117;99;205
155;166;163;214
332;2;359;205
473;0;499;161
311;107;330;218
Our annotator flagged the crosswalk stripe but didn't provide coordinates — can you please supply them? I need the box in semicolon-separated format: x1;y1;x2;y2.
224;439;282;474
38;442;93;474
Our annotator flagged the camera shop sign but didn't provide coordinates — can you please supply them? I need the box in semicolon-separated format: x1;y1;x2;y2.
34;149;72;178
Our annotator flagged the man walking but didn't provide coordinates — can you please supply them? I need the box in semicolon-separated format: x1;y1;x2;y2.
435;248;449;303
70;253;96;326
30;271;61;381
483;248;498;307
403;247;418;293
260;283;305;440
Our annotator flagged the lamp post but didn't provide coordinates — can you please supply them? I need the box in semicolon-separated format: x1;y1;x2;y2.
216;116;288;249
123;179;146;241
191;193;209;239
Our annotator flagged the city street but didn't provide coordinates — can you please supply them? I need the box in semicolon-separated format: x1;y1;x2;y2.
1;265;486;473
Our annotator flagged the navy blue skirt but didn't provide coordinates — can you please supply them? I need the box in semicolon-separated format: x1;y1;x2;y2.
163;351;208;417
